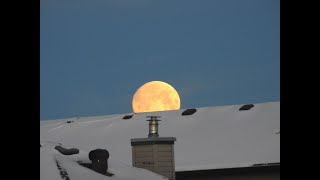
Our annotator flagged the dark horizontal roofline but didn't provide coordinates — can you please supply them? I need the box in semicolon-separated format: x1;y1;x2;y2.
176;163;280;177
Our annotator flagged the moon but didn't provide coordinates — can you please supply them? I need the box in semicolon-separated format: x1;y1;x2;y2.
132;81;181;113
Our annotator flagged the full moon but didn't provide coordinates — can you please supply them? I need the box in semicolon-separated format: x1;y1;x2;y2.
132;81;181;113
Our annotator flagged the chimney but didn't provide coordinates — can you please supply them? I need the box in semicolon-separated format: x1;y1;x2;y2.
131;116;176;180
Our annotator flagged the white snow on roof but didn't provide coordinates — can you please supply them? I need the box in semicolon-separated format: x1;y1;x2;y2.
40;142;168;180
40;101;279;176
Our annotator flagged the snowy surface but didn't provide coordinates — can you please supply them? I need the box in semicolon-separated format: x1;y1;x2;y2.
40;101;280;179
40;142;168;180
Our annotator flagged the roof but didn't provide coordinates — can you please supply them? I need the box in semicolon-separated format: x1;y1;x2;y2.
176;163;280;179
40;101;280;174
40;142;169;180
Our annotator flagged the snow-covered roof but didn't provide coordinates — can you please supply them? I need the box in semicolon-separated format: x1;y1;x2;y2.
40;101;279;178
40;142;169;180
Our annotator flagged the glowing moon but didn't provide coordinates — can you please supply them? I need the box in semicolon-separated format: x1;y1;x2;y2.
132;81;181;113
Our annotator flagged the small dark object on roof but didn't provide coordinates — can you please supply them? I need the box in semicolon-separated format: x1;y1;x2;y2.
239;104;254;111
123;114;134;119
55;146;79;155
89;149;109;161
89;149;110;175
66;120;74;123
182;109;197;115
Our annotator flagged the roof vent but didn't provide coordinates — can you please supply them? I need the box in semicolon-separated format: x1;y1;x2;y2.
123;114;134;120
239;104;254;111
78;149;114;177
55;146;79;155
182;108;197;115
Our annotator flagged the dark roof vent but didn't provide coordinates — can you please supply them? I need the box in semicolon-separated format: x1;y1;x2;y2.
89;149;110;161
78;149;114;176
239;104;254;111
123;114;134;119
55;146;79;155
182;108;197;116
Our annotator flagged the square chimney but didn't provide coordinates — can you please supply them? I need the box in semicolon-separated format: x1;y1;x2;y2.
131;116;176;180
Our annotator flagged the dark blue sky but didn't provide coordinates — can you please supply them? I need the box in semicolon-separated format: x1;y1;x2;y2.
40;0;280;120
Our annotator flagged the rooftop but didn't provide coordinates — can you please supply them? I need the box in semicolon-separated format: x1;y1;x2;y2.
40;101;280;179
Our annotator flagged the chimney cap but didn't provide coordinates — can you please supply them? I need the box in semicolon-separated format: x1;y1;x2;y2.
131;137;176;146
146;116;161;121
146;115;161;118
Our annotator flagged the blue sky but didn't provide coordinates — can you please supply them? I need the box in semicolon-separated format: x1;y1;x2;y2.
40;0;279;120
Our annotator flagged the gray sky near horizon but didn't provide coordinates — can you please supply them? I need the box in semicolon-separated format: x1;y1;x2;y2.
40;0;279;120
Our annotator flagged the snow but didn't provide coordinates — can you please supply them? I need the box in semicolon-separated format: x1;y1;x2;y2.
40;142;168;180
40;101;279;179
